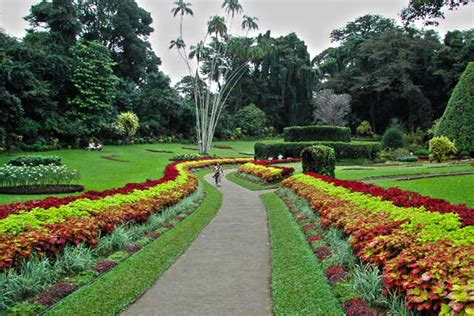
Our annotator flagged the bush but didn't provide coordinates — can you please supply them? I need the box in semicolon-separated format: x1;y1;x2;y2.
382;126;405;149
435;62;474;154
283;125;351;142
235;104;267;137
301;146;336;177
356;121;375;138
429;136;457;162
7;155;62;167
254;141;381;160
396;156;418;162
380;148;410;161
170;153;207;161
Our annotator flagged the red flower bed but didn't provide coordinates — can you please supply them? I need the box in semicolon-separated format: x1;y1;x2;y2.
307;172;474;226
315;246;332;260
326;265;347;284
36;282;79;306
93;260;117;273
0;160;183;219
253;158;300;177
343;298;378;316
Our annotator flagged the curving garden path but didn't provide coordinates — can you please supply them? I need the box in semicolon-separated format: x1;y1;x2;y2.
123;170;273;316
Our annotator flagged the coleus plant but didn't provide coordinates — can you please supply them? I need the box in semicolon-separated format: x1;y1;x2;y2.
281;173;474;314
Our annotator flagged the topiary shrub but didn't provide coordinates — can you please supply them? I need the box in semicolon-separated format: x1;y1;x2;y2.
283;125;351;142
435;62;474;155
301;145;336;177
382;126;405;149
429;136;457;162
254;141;381;160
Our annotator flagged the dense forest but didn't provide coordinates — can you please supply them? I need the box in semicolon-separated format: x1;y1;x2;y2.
0;0;472;151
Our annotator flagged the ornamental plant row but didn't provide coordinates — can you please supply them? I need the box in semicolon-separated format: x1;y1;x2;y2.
237;158;299;183
0;158;251;269
281;174;473;314
310;173;474;227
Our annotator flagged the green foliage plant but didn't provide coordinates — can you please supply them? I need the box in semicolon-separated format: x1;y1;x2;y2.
382;126;405;149
301;145;336;177
7;155;62;167
235;104;267;137
116;112;140;143
429;136;457;162
356;121;376;138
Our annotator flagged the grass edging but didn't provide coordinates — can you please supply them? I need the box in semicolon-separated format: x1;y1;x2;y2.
46;170;222;315
226;171;280;191
262;193;343;315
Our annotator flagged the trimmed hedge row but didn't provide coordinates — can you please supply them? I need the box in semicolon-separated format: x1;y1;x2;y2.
283;125;351;142
255;141;381;160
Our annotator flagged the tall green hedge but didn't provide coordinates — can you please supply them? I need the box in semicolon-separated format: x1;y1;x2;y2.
283;125;351;142
254;141;381;160
435;62;474;154
301;146;336;177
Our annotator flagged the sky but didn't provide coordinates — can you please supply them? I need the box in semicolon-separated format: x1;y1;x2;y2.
1;0;473;84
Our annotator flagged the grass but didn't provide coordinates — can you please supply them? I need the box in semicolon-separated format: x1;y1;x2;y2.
225;171;280;191
377;174;474;207
337;161;473;181
0;140;261;204
262;193;343;315
46;170;222;315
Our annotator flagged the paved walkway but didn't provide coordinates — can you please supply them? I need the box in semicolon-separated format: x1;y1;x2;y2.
123;170;273;316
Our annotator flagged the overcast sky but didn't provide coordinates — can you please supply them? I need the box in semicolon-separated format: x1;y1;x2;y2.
1;0;473;84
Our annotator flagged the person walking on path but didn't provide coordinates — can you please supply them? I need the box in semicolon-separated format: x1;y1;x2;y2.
213;163;223;187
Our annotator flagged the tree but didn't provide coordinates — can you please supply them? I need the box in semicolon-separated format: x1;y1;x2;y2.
401;0;471;26
68;41;118;138
313;89;351;126
78;0;158;83
435;62;474;154
25;0;82;53
170;0;259;153
235;104;267;137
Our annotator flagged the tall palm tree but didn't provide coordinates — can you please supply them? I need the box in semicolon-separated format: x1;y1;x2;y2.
169;37;186;50
222;0;242;17
189;40;206;62
171;0;193;38
207;16;227;38
241;15;258;36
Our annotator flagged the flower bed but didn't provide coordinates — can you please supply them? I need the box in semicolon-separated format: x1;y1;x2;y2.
310;173;474;226
237;158;299;183
281;173;474;314
0;158;251;269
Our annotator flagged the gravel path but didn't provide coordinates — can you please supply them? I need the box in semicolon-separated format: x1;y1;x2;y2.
123;170;273;316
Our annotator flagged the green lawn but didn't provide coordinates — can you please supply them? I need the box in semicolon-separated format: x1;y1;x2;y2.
0;141;260;204
377;174;474;207
279;161;473;181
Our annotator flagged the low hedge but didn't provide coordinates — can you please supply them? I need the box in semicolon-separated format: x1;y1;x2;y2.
255;141;381;160
283;125;351;142
7;155;62;167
